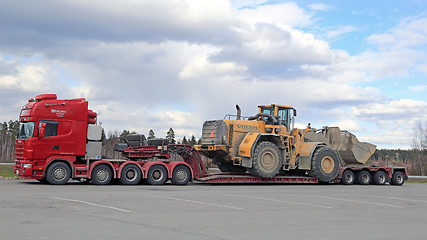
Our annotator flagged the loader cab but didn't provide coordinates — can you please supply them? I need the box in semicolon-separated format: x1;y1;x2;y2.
259;104;296;130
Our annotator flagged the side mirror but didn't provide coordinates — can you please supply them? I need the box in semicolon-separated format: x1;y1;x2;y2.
38;123;46;138
293;109;297;117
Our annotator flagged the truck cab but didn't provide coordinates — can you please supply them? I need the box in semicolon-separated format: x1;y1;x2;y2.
14;94;98;181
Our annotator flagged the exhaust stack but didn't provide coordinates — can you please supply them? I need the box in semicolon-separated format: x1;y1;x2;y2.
236;105;241;120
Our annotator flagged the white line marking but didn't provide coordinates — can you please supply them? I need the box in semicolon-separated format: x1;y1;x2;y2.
223;194;332;209
154;196;243;210
50;197;132;213
338;193;427;204
284;194;403;208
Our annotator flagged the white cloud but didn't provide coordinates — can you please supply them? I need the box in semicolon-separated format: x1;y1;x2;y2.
354;99;427;124
237;2;313;28
367;16;427;50
408;85;427;92
307;3;334;11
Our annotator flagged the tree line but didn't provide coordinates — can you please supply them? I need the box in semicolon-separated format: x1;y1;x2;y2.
0;120;19;163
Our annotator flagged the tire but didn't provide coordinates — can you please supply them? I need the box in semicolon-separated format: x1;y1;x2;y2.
218;163;247;173
146;165;168;185
126;134;146;141
357;170;371;185
148;138;169;146
250;141;282;178
373;171;387;185
45;162;71;185
308;147;340;183
341;170;355;185
391;171;405;186
120;164;142;185
127;140;142;147
91;164;113;185
171;165;191;185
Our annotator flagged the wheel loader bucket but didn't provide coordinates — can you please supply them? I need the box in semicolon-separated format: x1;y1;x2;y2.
305;127;376;165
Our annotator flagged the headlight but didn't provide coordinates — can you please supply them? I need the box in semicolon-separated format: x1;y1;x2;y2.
23;163;32;169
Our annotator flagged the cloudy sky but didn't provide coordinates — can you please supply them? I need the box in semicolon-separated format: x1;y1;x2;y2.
1;0;426;149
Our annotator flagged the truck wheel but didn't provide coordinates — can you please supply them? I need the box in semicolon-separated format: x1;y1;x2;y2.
147;165;168;185
341;170;355;185
251;141;282;178
46;162;71;185
120;164;142;185
391;172;404;186
308;147;340;183
357;170;371;185
91;164;113;185
373;171;387;185
171;165;191;185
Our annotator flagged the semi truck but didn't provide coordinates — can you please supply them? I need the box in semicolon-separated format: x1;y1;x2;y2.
14;94;407;186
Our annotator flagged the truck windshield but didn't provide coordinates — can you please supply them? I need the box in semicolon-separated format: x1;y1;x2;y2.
17;122;35;139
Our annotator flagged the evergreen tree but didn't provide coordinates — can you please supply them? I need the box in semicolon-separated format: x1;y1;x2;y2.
190;135;197;146
182;136;188;144
120;130;130;139
148;129;155;139
166;128;176;144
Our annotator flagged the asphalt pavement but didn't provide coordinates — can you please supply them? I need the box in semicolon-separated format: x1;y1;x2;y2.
1;180;427;240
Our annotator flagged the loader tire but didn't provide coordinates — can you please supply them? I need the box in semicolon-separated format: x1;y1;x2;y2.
308;147;340;183
250;141;282;178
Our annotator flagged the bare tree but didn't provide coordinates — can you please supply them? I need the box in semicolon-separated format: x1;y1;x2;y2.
412;121;427;176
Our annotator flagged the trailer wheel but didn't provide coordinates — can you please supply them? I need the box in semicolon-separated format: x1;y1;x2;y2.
120;164;142;185
391;172;404;186
171;165;191;185
341;170;355;185
308;147;340;183
91;164;113;185
147;165;168;185
46;162;71;185
357;170;371;185
373;171;387;185
251;141;282;178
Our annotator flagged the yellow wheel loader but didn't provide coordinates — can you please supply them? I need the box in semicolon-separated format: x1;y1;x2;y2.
195;104;376;182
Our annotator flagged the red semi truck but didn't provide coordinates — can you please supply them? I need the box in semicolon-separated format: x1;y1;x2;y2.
14;94;407;185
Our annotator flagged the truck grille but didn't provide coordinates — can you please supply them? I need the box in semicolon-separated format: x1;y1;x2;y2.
15;140;24;161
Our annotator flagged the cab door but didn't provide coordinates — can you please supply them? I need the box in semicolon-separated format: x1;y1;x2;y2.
33;120;60;160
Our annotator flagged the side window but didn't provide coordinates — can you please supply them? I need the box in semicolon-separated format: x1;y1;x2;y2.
39;120;59;137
